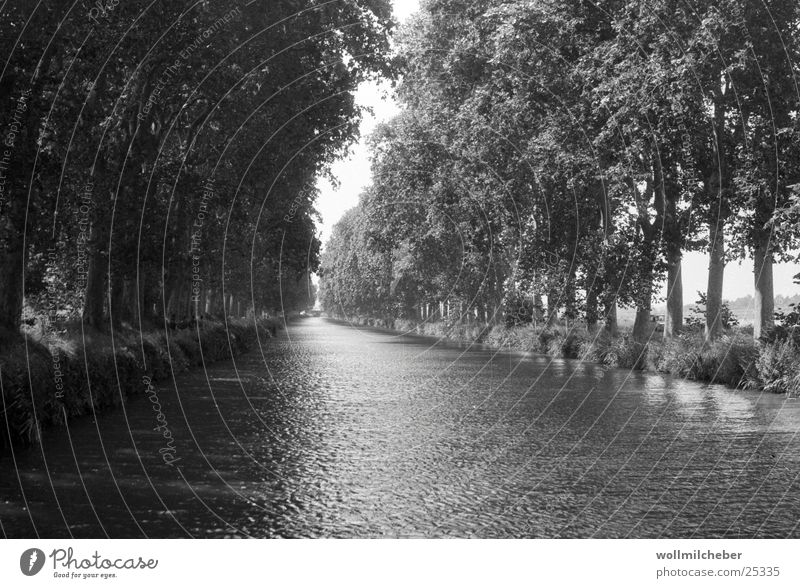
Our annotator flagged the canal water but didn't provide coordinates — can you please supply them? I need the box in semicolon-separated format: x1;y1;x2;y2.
2;318;799;538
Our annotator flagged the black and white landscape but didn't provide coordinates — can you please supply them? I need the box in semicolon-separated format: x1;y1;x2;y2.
1;0;799;539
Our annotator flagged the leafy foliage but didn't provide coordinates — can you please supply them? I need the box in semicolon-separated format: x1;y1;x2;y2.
0;0;394;332
322;0;800;348
686;292;739;331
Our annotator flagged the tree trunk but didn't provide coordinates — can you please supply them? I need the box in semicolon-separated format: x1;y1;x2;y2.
545;288;559;328
0;73;51;336
532;292;544;326
212;288;224;317
140;274;158;324
489;291;505;326
664;252;683;339
563;263;578;326
126;275;144;326
164;264;181;320
632;306;651;343
197;287;206;318
704;91;730;344
705;218;725;342
753;186;775;340
0;244;25;334
604;297;618;336
753;241;774;339
109;274;126;327
83;243;106;328
596;181;619;338
633;269;654;344
167;261;194;322
0;186;30;334
123;278;137;324
585;280;599;333
662;158;683;340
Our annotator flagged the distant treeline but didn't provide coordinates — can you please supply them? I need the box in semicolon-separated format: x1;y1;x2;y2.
0;1;393;336
320;0;800;344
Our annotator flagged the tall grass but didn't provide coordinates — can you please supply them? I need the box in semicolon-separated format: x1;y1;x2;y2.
754;338;800;396
0;317;282;448
650;332;760;388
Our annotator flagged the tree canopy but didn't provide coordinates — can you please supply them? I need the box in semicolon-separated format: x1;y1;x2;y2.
320;0;800;343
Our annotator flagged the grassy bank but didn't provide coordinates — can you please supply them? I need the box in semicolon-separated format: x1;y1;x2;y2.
0;317;282;449
339;315;800;396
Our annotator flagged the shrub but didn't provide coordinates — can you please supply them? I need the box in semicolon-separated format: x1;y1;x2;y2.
173;329;204;365
762;323;800;347
686;291;739;330
0;317;283;450
85;350;125;410
576;331;610;363
259;317;281;338
691;336;758;388
394;319;420;334
755;339;800;396
481;324;506;347
482;324;538;350
140;332;173;380
56;348;93;418
446;321;490;343
198;324;229;361
650;332;758;388
559;331;588;359
650;336;690;376
537;329;558;354
600;337;648;370
0;340;53;445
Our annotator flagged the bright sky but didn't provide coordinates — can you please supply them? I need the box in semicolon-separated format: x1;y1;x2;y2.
315;81;399;243
315;0;419;247
315;0;798;300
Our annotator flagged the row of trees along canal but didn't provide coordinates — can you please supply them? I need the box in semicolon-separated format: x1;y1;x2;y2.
0;0;393;337
320;0;800;344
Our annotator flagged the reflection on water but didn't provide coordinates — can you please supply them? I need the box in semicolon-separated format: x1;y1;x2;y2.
1;318;799;538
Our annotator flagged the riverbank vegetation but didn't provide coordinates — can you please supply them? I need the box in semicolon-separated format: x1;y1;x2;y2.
340;314;800;396
320;0;800;395
0;317;282;450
